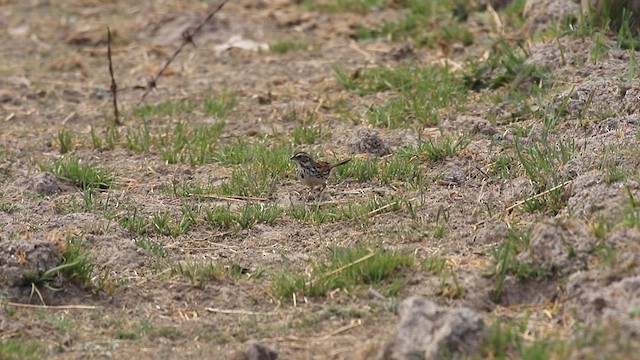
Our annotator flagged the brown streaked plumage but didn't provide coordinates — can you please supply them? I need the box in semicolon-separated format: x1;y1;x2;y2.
290;152;350;191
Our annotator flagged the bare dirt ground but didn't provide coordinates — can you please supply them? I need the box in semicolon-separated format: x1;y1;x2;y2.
2;0;640;359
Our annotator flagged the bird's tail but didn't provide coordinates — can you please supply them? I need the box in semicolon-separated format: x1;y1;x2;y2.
329;158;351;169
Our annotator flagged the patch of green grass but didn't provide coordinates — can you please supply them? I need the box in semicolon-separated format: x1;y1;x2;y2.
216;167;279;197
287;202;343;224
204;206;236;229
79;188;114;213
43;157;115;190
490;228;552;302
287;196;402;225
481;317;640;359
203;90;237;119
116;120;228;165
159;122;226;165
134;99;196;118
125;123;151;152
36;312;75;332
463;41;549;102
58;129;74;154
303;0;385;13
59;235;95;286
150;209;194;237
154;326;182;341
421;255;447;275
171;260;224;289
119;207;150;235
212;142;292;197
491;153;520;179
0;339;42;360
410;135;470;163
334;157;379;182
380;155;424;187
334;64;467;128
437;265;463;298
514;132;575;214
90;127;103;149
353;0;474;47
0;202;19;213
292;123;330;145
600;148;628;184
204;203;282;230
484;318;535;359
115;320;153;340
270;40;310;54
135;237;167;258
623;187;640;230
212;139;255;164
272;244;414;301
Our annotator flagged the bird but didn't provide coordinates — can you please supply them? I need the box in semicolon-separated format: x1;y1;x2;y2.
290;152;351;192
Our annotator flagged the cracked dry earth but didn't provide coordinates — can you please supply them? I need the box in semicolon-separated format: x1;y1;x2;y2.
2;0;640;359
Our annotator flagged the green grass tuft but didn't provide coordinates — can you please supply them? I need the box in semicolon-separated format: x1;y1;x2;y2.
272;244;414;301
334;64;467;128
43;157;115;190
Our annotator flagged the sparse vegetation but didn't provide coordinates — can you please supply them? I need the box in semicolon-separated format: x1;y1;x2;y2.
3;0;640;358
270;40;310;54
42;157;115;190
273;244;414;301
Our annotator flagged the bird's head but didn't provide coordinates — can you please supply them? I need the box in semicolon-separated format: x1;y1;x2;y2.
290;152;313;166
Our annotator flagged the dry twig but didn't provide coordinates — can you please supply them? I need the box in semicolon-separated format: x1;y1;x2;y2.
137;0;230;105
107;27;120;125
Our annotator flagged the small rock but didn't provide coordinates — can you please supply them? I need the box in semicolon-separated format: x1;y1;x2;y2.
442;166;466;185
349;129;392;157
235;339;278;360
26;172;60;195
470;119;497;136
388;44;415;61
381;296;485;359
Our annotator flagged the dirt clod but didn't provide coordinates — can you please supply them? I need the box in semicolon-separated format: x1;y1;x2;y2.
566;272;640;336
0;239;60;287
25;171;60;195
349;128;392;157
234;339;278;360
381;296;485;359
517;220;596;276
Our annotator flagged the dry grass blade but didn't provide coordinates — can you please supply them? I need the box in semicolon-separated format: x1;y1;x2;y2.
187;193;268;202
205;307;278;316
367;202;396;217
504;180;572;213
474;180;573;227
306;249;376;287
320;319;362;340
7;302;97;310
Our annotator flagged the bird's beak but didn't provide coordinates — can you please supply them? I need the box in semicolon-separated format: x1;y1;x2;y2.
289;155;295;160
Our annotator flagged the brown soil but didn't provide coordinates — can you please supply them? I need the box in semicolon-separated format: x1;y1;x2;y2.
1;0;640;359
